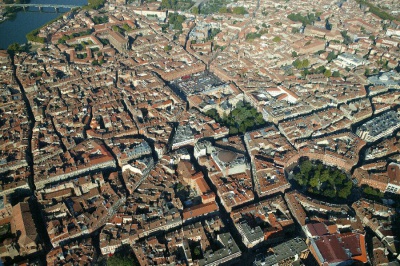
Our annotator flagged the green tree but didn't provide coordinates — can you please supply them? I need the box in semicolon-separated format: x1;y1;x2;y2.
326;51;337;62
294;160;352;200
315;66;326;74
291;27;300;34
309;176;319;188
107;255;136;266
334;172;346;185
354;0;397;21
323;69;332;77
287;12;320;26
218;7;229;13
205;109;220;122
323;189;336;198
92;15;108;24
272;36;281;42
112;25;124;34
292;58;301;69
362;185;384;198
320;170;330;183
293;58;310;69
205;102;265;135
161;0;171;8
26;29;46;43
85;0;106;9
192;6;199;14
164;45;172;51
168;13;186;31
300;160;312;176
338;181;352;199
176;183;184;191
35;71;43;77
207;28;221;40
246;32;262;40
302;59;309;68
232;6;248;14
340;30;352;45
294;173;306;186
74;43;84;51
369;35;375;41
7;42;26;56
194;246;201;256
107;245;138;266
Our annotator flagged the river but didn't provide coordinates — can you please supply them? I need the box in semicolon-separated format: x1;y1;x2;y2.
0;0;87;49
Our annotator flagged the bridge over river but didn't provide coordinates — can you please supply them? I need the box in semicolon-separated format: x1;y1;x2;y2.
0;3;79;11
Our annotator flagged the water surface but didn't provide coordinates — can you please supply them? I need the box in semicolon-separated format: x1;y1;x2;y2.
0;0;86;49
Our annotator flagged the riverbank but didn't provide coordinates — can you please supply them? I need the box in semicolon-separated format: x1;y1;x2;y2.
0;0;31;24
25;8;85;47
25;12;68;44
0;0;85;49
0;6;23;24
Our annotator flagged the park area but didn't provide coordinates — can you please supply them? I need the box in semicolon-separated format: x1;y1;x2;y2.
292;159;353;200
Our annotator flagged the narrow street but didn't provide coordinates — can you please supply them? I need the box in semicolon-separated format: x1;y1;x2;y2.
10;53;53;258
